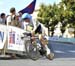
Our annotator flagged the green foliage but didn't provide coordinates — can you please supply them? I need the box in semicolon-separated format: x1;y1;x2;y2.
37;0;75;36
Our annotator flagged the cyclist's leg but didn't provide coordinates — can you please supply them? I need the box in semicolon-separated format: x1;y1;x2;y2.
32;24;54;59
38;34;54;60
34;25;48;54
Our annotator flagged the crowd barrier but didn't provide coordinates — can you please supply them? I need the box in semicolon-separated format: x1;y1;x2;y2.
49;36;75;44
0;24;26;52
0;24;75;56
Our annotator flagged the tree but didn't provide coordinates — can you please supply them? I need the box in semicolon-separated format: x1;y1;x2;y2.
37;3;59;36
37;4;53;36
62;0;75;37
37;0;75;37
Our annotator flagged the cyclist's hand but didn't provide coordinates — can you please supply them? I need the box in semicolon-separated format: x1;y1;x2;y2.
31;36;35;41
31;31;35;37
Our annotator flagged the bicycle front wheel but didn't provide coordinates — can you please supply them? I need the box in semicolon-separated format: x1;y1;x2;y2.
25;40;40;60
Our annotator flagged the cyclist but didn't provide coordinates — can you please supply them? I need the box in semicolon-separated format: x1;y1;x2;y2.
21;13;54;60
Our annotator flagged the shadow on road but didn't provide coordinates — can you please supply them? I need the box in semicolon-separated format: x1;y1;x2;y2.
48;41;75;58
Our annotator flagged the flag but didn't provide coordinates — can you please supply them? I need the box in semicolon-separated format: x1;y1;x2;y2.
9;32;15;44
19;0;36;14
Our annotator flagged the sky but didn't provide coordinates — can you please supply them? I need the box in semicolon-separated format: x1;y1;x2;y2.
0;0;61;14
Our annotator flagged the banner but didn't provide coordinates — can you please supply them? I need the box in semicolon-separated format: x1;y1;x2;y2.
0;24;7;49
7;26;26;51
49;36;75;44
0;24;75;52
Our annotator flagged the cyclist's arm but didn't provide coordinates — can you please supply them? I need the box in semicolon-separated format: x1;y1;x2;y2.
31;20;37;34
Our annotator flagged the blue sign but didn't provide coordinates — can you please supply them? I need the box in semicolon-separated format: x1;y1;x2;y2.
0;31;4;42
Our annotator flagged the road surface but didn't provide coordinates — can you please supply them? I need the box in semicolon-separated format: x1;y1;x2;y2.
0;41;75;66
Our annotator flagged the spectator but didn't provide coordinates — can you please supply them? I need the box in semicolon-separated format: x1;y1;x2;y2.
14;13;21;28
0;13;6;25
7;7;16;26
18;12;22;22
